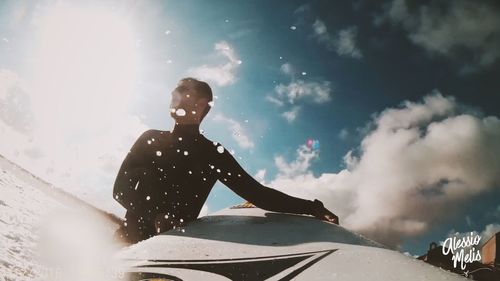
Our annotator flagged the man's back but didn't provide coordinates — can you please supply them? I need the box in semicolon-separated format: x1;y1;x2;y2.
114;126;221;226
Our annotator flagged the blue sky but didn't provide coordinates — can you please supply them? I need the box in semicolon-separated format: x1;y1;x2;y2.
1;0;499;254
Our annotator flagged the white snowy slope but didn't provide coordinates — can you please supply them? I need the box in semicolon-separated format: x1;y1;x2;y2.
118;207;468;281
0;155;122;281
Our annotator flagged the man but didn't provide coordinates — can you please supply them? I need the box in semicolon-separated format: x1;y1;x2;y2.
113;78;338;244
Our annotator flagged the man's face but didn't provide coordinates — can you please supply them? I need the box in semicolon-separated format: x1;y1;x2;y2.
169;87;209;124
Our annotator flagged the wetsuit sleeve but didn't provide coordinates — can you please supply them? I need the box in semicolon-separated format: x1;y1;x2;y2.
214;147;316;215
113;130;156;212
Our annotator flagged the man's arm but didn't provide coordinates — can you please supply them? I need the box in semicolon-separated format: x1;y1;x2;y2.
113;130;155;212
213;146;339;224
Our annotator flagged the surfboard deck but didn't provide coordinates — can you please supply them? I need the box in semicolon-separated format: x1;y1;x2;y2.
116;207;467;281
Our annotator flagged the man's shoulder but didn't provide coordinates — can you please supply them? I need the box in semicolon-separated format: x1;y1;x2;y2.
133;130;173;147
198;134;223;147
139;130;224;149
198;136;233;159
140;129;172;138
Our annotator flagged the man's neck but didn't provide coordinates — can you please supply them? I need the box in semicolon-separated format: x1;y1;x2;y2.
172;123;200;135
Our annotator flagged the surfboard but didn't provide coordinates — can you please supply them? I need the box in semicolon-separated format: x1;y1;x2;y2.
116;206;467;281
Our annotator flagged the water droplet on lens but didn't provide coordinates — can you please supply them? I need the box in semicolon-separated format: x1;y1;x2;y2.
175;108;186;116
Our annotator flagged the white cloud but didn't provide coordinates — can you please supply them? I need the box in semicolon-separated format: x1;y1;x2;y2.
267;63;333;123
337;26;363;59
188;41;242;86
254;169;267;184
274;145;319;178
198;204;210;218
265;95;285;107
447;223;500;248
0;69;33;134
280;63;295;75
281;106;301;123
275;80;332;104
380;0;500;68
267;92;500;248
0;69;20;99
212;113;255;149
465;215;473;228
312;19;363;59
312;19;328;39
480;224;500;242
338;128;350;140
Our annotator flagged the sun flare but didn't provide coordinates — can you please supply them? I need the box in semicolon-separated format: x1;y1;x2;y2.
30;2;140;138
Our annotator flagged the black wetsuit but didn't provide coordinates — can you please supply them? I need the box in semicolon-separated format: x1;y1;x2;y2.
113;124;318;243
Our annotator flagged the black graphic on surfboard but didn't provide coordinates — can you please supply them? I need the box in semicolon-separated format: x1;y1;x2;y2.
126;248;337;281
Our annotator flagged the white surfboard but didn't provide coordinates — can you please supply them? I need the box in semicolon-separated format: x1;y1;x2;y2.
116;205;466;281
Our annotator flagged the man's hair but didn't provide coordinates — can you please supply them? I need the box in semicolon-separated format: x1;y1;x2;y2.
174;77;213;121
176;77;213;101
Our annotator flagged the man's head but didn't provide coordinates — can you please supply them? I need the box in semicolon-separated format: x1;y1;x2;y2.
170;78;213;125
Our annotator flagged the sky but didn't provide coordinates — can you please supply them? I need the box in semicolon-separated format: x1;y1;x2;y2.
0;0;500;255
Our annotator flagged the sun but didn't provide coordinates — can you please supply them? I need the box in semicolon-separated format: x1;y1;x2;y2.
29;2;140;137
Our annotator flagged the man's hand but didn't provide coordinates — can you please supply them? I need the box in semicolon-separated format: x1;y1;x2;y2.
312;199;339;225
154;213;171;234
